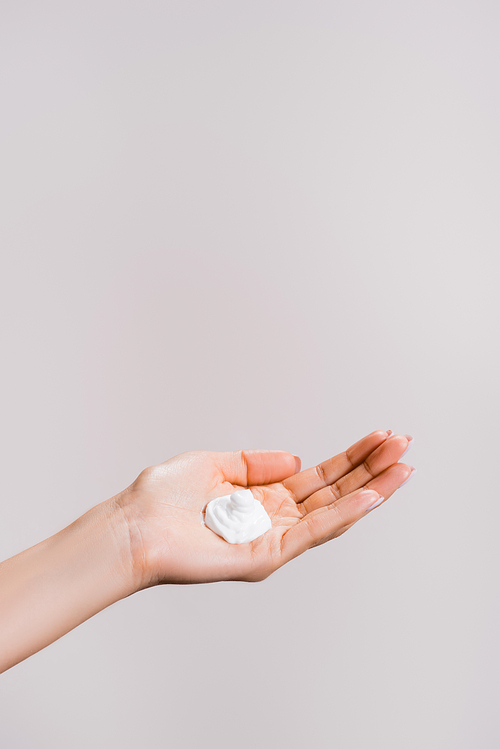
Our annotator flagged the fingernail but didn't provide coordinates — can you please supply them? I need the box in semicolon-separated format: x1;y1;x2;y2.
364;492;385;513
386;430;393;436
399;467;416;488
293;455;301;473
400;435;414;458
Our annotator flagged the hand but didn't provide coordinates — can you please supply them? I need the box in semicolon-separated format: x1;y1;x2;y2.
0;429;415;672
118;430;415;589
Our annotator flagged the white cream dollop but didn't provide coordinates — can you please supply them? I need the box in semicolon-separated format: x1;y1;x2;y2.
204;489;272;544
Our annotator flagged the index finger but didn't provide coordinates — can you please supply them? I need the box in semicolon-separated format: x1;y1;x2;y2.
282;430;390;503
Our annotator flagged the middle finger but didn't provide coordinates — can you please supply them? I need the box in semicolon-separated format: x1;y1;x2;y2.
282;429;390;504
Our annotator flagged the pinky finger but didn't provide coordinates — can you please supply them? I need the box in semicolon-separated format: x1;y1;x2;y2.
279;488;383;565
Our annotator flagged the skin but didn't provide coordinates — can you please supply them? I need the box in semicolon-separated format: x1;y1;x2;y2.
0;430;415;672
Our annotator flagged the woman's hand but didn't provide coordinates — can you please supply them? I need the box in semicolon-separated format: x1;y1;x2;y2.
0;429;415;672
118;430;415;590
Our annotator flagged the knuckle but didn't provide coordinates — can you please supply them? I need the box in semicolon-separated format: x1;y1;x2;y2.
328;500;345;527
329;482;341;501
362;459;375;479
315;462;328;487
345;447;356;469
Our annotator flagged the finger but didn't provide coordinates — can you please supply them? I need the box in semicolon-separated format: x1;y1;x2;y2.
362;462;416;511
280;463;414;564
322;461;413;526
301;434;411;513
282;430;390;503
323;461;415;541
279;488;383;564
216;449;301;487
319;462;416;540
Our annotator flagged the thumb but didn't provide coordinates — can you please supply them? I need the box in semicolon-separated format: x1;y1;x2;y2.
216;449;301;486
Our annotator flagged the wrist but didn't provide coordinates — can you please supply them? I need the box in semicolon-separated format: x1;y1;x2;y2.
79;495;143;599
111;488;152;593
51;495;143;610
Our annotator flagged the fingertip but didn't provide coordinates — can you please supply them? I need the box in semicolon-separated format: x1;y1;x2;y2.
365;493;385;513
401;436;414;458
399;466;416;488
293;455;301;474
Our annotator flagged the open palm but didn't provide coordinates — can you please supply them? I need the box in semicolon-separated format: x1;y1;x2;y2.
119;430;414;590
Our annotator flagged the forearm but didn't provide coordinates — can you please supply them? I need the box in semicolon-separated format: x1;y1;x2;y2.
0;497;136;673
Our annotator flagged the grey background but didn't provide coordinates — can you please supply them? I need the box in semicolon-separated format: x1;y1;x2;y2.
0;1;499;747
